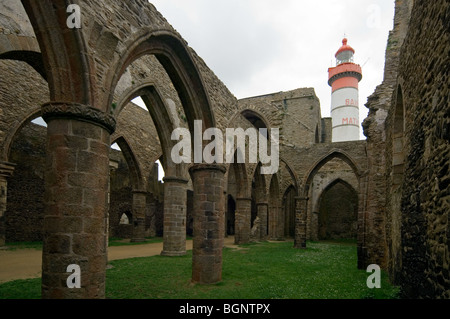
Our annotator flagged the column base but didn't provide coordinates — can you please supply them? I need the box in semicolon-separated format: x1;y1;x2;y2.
294;241;307;249
160;250;187;257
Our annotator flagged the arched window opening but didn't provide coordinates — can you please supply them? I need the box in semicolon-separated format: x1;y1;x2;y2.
241;110;268;130
318;179;358;241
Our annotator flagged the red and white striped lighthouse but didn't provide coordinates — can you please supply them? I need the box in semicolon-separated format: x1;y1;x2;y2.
328;38;362;142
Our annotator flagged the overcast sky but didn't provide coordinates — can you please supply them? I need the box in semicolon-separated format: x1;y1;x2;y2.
148;0;396;139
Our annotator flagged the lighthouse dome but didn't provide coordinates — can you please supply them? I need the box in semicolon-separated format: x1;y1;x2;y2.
335;38;355;65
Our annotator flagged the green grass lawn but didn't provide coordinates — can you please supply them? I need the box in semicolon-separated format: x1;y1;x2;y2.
0;240;400;299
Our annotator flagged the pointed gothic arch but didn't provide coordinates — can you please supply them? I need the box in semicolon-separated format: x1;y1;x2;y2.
111;136;145;192
316;178;358;240
22;0;95;104
114;83;185;178
107;30;215;132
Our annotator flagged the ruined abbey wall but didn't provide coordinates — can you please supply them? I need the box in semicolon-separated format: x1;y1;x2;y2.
1;0;447;299
393;0;449;299
364;0;449;298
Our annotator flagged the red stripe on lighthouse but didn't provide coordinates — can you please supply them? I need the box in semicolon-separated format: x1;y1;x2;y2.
331;77;359;92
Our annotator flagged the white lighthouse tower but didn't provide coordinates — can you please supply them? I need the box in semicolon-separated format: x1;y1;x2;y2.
328;38;362;142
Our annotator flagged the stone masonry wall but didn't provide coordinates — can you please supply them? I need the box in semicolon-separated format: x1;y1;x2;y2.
5;121;46;241
393;0;449;299
362;0;413;270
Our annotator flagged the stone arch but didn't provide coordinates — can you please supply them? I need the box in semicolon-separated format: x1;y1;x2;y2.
303;150;362;192
316;178;358;240
0;50;46;80
237;95;284;130
240;109;270;129
279;156;299;195
0;53;50;164
0;1;44;78
114;83;185;178
17;1;228;293
3;110;47;243
301;149;364;264
2;108;42;163
0;44;49;247
109;136;145;241
22;1;96;104
226;151;250;199
310;173;358;216
111;136;145;192
107;30;215;132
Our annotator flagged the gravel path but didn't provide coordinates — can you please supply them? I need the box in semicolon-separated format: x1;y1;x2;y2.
0;238;242;284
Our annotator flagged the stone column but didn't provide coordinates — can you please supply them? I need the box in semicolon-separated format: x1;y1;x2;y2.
234;197;252;244
277;203;285;241
161;176;188;256
0;162;15;246
294;197;308;249
41;102;115;299
268;204;279;240
257;202;268;240
357;171;369;269
131;190;147;243
189;164;226;284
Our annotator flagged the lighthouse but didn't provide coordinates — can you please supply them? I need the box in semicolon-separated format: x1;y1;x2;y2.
328;38;362;142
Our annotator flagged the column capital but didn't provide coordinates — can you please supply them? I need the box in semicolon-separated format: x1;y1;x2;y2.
163;176;189;184
189;163;227;175
295;196;309;201
256;202;269;206
236;197;252;202
42;102;116;134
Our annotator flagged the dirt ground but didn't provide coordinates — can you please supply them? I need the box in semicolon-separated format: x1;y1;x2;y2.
0;237;236;284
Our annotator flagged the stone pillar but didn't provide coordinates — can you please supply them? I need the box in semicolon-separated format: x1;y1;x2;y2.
161;176;188;256
131;190;147;243
234;197;252;244
277;203;285;241
357;171;369;269
0;162;15;246
257;202;268;240
189;164;226;284
294;197;308;249
223;191;227;238
41;102;115;299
